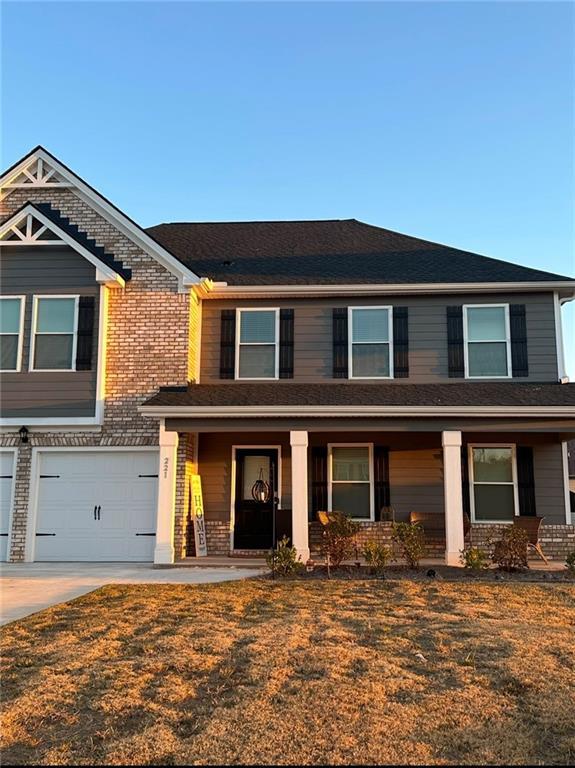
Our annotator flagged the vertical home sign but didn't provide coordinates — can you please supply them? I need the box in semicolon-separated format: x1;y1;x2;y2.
190;474;208;557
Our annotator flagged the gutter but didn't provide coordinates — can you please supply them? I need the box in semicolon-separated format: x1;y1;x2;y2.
200;282;575;300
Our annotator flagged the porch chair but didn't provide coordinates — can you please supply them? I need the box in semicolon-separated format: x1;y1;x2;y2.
512;516;549;565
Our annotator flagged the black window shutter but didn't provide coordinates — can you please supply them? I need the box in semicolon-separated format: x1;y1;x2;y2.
75;296;95;371
311;446;328;519
373;445;390;520
279;308;294;379
219;309;236;379
393;307;409;378
447;306;465;378
517;446;536;517
461;445;471;518
510;304;528;378
333;308;348;378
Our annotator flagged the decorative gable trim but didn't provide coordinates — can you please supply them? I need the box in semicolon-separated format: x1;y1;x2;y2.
1;146;202;290
2;155;73;189
0;202;127;287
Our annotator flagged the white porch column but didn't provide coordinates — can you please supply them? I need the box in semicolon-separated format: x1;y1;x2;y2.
442;430;465;566
290;430;310;562
154;420;179;565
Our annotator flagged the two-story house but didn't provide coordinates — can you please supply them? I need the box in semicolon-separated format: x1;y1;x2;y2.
1;146;574;566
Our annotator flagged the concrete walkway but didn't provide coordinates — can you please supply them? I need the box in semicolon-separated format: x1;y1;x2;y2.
0;562;266;626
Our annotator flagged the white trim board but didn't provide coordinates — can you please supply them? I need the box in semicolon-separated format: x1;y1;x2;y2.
206;282;575;300
0;447;18;562
554;292;568;381
140;404;575;418
0;147;201;290
561;441;572;525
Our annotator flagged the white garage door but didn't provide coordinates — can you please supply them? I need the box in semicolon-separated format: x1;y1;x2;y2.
0;451;15;562
35;450;159;562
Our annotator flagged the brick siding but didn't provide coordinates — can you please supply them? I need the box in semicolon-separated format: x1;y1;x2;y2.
1;186;200;561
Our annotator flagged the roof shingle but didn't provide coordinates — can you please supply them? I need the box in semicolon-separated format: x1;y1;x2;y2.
145;219;574;286
142;382;575;410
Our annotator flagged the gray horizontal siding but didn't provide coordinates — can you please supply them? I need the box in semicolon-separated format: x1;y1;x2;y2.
533;442;567;524
0;246;99;419
200;293;559;384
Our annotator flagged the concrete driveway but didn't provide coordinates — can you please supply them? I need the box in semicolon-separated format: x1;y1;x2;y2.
0;562;265;626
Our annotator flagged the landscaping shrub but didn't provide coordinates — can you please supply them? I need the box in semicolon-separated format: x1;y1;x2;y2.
492;526;529;572
460;546;490;570
265;536;302;576
321;511;360;568
363;540;393;576
566;551;575;574
392;522;425;569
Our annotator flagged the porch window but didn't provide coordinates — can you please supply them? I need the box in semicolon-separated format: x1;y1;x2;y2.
31;296;78;371
328;444;374;520
464;305;510;378
0;296;25;371
469;445;518;522
236;308;279;379
349;307;393;378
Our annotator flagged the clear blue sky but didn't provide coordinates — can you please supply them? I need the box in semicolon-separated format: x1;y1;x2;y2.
3;1;574;374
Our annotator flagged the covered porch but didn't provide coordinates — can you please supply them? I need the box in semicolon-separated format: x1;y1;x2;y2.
152;419;574;566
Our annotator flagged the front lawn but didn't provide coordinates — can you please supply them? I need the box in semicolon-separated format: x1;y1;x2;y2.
1;579;574;765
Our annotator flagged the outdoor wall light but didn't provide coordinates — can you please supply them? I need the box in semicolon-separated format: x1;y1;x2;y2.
19;425;29;444
251;468;271;504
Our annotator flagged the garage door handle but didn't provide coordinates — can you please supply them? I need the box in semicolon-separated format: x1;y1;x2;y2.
36;533;56;536
97;505;101;520
135;533;156;536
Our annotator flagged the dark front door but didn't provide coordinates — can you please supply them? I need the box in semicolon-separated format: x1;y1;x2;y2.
233;448;287;550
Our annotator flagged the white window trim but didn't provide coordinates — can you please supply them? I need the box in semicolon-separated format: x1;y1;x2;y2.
0;296;26;372
29;295;79;373
328;442;374;521
235;307;280;380
463;303;512;380
468;443;520;524
348;306;394;379
229;445;283;552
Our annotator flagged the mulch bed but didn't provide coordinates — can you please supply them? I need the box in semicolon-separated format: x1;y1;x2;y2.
269;563;574;583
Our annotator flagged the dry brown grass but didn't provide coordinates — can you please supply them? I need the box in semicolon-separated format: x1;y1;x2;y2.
1;579;574;766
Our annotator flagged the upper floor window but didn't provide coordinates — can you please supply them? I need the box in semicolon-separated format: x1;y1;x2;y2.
464;304;511;378
0;297;25;372
31;296;78;371
236;308;279;379
349;307;393;378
